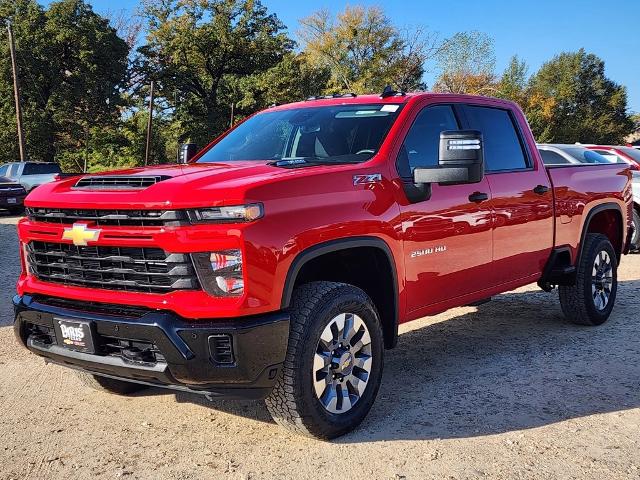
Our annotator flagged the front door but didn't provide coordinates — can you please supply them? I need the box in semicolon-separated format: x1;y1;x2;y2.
395;104;493;314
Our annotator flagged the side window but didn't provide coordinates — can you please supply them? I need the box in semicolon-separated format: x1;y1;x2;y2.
464;106;528;172
397;105;459;178
540;149;570;165
0;165;7;177
591;150;622;164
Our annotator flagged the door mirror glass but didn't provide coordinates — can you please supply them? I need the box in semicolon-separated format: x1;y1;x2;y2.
178;143;198;163
413;130;484;185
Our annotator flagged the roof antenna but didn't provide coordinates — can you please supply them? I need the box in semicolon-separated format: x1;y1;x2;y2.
380;85;405;99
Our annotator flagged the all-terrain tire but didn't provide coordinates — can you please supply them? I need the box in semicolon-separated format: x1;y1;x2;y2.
76;371;148;395
265;281;384;440
559;233;617;326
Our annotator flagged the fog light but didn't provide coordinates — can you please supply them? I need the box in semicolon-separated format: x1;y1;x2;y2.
192;250;244;297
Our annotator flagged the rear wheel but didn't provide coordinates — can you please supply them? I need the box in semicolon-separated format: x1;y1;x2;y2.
631;209;640;251
559;233;617;326
265;281;384;439
75;371;148;395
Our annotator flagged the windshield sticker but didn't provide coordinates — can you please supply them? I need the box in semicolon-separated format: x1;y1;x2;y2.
380;105;400;112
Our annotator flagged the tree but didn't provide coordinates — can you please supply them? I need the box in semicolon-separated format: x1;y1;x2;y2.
526;49;634;144
0;0;129;169
299;6;438;93
433;31;496;95
496;55;529;105
137;0;297;148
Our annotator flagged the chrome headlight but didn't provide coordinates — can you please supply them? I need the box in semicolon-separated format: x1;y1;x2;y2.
188;204;263;223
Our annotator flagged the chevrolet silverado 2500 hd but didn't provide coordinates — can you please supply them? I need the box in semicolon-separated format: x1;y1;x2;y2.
14;92;633;439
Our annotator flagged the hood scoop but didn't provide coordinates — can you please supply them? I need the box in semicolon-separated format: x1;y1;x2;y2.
73;175;171;190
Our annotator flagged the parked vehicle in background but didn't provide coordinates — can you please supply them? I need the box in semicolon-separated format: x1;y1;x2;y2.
0;162;74;193
537;144;612;165
14;92;634;439
0;176;27;215
586;145;640;170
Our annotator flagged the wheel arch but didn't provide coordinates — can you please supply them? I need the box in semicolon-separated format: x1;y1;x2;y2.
281;237;399;349
577;202;625;264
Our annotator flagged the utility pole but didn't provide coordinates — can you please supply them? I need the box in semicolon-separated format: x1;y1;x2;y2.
144;80;155;166
7;21;27;162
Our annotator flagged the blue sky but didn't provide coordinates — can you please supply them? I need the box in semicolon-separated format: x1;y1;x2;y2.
47;0;640;112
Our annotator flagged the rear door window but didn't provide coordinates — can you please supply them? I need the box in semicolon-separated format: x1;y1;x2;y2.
463;106;529;172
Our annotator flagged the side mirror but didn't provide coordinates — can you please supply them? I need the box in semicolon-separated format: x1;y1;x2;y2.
178;143;198;164
413;130;484;185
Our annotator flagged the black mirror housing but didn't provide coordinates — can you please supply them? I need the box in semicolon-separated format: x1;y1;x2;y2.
178;143;198;164
413;130;484;185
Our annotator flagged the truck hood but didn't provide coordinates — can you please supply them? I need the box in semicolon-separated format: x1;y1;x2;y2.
25;161;313;209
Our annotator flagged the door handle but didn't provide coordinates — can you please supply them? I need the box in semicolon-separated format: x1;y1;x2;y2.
533;185;550;195
468;192;489;203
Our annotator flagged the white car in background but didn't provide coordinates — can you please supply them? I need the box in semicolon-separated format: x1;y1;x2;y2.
537;144;612;165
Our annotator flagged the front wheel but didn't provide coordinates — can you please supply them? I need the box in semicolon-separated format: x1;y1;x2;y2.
559;233;617;326
265;281;384;439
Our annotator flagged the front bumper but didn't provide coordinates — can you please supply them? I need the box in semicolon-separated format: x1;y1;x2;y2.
14;295;289;399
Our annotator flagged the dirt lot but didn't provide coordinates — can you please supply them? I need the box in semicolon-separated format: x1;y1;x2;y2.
0;212;639;480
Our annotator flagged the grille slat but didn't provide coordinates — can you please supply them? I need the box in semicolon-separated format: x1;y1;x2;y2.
27;242;200;294
26;207;187;227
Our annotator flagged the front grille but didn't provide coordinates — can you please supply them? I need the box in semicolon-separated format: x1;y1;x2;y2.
74;175;170;190
27;242;200;293
0;184;26;195
26;207;187;227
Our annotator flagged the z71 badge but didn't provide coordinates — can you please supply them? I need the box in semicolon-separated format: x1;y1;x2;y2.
353;174;382;186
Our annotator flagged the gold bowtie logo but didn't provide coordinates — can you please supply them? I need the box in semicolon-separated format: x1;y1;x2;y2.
62;223;101;246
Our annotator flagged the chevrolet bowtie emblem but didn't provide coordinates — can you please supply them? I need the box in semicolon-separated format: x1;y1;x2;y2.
62;223;101;246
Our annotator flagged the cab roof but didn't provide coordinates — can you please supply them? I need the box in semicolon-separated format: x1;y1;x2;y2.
267;91;518;111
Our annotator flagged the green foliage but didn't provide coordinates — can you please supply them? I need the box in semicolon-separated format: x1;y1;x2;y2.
0;0;129;169
299;6;431;93
136;0;298;149
0;2;636;172
433;31;496;94
496;55;529;105
526;49;634;144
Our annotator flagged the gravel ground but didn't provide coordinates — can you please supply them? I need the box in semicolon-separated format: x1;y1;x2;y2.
0;212;639;479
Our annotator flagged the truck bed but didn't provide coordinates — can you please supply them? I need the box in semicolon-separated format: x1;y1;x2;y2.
547;163;632;262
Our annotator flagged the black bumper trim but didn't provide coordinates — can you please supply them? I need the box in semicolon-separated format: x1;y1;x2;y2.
14;295;290;399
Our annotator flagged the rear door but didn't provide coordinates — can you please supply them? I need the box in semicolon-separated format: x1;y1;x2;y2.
396;103;493;313
461;105;554;284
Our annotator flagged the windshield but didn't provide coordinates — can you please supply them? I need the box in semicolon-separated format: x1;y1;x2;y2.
562;147;610;164
197;104;402;165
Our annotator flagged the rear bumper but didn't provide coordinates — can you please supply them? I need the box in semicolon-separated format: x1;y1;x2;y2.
13;295;289;399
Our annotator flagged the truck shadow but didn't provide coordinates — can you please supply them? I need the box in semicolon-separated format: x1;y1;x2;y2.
175;278;640;442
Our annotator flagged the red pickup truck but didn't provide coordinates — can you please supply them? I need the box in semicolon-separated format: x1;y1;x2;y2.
14;91;633;439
